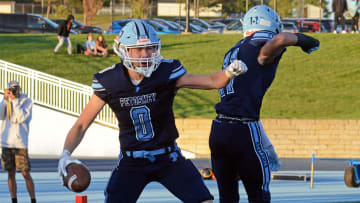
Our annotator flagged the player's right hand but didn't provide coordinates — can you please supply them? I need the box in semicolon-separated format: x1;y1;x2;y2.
225;60;248;78
58;150;82;184
294;33;320;54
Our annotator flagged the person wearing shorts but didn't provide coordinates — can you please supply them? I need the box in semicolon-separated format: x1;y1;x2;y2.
0;81;36;203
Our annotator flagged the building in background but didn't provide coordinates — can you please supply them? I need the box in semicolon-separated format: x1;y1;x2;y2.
296;4;324;18
0;1;15;14
157;1;222;17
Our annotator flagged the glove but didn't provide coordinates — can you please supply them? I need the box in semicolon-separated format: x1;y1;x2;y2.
225;60;248;78
264;145;281;171
58;150;82;185
294;33;320;54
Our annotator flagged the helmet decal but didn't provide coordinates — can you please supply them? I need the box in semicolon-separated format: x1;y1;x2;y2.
243;5;282;37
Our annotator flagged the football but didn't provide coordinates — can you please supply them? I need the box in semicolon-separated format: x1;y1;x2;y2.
62;163;91;193
344;166;360;188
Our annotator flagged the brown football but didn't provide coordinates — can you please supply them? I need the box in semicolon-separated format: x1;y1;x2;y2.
62;163;91;193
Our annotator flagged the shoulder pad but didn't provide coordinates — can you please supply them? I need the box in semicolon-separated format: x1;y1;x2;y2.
98;64;117;74
160;58;174;64
252;31;275;40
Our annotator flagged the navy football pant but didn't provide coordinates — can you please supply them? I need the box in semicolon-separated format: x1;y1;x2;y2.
104;151;213;203
210;119;271;203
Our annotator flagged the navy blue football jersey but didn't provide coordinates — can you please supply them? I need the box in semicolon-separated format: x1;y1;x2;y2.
215;30;285;120
92;59;186;151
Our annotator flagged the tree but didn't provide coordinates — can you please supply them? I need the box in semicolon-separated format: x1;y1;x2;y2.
207;0;260;17
268;0;299;17
129;0;151;18
83;0;103;25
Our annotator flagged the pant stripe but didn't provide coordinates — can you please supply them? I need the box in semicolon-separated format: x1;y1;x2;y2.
248;122;271;192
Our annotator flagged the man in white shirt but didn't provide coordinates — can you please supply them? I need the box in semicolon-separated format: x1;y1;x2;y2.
0;81;36;203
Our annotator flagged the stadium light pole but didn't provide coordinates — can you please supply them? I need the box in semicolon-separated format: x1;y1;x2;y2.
197;0;199;18
178;0;182;33
185;0;190;33
246;0;248;12
110;0;113;23
274;0;277;12
319;0;322;32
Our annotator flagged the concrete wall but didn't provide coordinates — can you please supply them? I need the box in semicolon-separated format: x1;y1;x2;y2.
0;95;195;159
0;94;120;158
2;95;360;159
175;118;360;159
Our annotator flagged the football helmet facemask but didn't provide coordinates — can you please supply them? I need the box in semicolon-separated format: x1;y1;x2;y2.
118;20;162;78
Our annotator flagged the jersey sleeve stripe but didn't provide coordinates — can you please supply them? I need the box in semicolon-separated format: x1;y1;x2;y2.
92;82;104;89
172;65;183;73
169;68;186;80
93;88;106;92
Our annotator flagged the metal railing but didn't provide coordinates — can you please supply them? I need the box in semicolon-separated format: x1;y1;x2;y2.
0;59;118;128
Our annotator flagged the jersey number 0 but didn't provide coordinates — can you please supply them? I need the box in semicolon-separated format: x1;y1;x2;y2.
130;106;155;141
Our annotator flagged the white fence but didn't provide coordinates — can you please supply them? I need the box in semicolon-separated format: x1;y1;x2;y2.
0;59;118;128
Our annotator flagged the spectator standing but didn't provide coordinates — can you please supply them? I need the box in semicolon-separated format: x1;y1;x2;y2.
349;0;360;33
84;33;97;56
54;15;74;54
96;34;109;57
0;81;36;203
333;0;348;33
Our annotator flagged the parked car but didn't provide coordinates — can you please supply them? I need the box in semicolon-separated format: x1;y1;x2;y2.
282;22;298;33
282;18;330;32
53;19;102;34
209;18;241;25
176;21;205;33
105;19;131;34
0;13;76;34
145;19;179;34
152;18;180;32
167;21;185;32
222;20;243;34
174;17;222;33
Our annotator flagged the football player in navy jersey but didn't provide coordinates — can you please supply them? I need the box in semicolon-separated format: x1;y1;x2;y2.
57;20;247;203
209;5;320;203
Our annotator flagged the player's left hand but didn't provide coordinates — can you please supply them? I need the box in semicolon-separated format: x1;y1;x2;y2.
264;145;281;171
225;60;248;78
58;150;82;185
294;33;320;54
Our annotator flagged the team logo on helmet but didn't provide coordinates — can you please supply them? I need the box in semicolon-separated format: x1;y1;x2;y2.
243;5;282;37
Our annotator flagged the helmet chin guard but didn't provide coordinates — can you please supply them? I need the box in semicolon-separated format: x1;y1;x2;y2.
118;20;162;77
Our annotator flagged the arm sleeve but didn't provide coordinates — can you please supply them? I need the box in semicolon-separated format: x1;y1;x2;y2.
11;98;32;124
0;100;6;120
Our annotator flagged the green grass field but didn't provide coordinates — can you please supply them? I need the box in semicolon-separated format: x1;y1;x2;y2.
0;33;359;119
